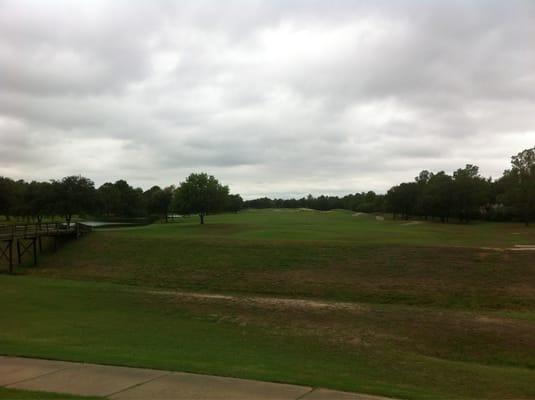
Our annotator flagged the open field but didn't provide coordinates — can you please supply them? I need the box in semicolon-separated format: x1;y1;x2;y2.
29;210;535;310
2;209;535;399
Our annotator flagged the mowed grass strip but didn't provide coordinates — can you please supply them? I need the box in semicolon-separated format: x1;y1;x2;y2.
83;209;535;247
2;276;535;400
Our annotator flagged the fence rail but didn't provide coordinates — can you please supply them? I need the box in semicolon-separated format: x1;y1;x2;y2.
0;222;92;273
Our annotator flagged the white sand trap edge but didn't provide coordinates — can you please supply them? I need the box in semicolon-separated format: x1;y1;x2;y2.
401;221;424;226
509;244;535;251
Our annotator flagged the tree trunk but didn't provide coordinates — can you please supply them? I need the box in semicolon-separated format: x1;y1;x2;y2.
199;213;205;225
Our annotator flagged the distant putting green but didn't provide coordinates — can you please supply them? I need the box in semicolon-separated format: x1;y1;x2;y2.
2;209;535;399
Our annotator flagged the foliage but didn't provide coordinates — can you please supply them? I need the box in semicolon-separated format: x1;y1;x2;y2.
499;147;535;225
1;147;534;224
174;173;230;224
144;185;174;221
52;175;96;226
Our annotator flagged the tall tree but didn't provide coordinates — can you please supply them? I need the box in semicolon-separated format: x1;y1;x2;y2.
452;165;489;223
226;194;244;213
97;182;121;216
0;177;16;220
423;172;454;222
53;175;96;226
504;147;535;225
387;182;419;219
145;185;174;221
25;181;55;223
174;173;229;224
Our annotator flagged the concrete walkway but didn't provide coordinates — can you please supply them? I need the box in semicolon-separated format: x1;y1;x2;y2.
0;356;394;399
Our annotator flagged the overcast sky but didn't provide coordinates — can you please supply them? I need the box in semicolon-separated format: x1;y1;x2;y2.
1;0;534;198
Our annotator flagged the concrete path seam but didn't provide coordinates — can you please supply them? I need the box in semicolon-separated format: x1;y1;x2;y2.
104;371;173;398
295;387;317;399
4;363;84;387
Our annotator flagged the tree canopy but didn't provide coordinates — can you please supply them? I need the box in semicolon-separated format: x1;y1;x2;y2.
1;147;534;225
174;173;230;224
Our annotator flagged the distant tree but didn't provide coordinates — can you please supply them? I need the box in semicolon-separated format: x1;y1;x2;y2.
174;173;229;224
25;181;55;223
113;180;146;217
386;182;419;219
452;165;489;223
145;185;174;221
502;147;535;225
226;194;244;213
0;176;16;220
95;180;146;217
97;182;121;216
414;170;433;219
243;197;275;209
423;172;454;222
53;175;96;226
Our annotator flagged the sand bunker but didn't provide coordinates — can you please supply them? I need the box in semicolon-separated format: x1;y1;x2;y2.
509;245;535;251
401;221;424;226
375;215;385;221
145;289;368;312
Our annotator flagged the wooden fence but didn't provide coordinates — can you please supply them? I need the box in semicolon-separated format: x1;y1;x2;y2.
0;222;92;273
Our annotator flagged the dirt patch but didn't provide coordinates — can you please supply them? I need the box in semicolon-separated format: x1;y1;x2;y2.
479;246;505;252
475;315;511;324
144;289;369;313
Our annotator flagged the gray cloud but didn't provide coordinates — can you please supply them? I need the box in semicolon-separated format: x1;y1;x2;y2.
1;0;534;198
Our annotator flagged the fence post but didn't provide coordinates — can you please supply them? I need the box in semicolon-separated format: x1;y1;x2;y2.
8;239;13;274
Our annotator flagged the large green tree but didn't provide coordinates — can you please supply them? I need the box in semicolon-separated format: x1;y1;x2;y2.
0;177;16;220
174;173;229;224
97;180;145;217
452;165;490;223
145;185;175;222
422;172;454;223
503;147;535;225
53;175;96;226
386;182;419;220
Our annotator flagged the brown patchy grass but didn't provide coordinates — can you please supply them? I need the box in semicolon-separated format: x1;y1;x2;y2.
29;234;535;311
143;289;535;371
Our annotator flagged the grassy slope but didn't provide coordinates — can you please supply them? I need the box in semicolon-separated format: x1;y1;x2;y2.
1;276;535;400
2;210;535;399
29;210;535;311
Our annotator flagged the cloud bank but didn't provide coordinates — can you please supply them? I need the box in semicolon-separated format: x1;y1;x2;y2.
1;0;534;197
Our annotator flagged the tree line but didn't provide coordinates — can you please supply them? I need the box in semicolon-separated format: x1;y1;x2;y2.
0;173;243;225
244;192;385;213
1;147;533;225
245;147;535;225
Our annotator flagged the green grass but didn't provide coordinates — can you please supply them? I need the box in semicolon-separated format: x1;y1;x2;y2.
27;210;535;311
1;276;535;400
2;209;535;399
93;209;535;247
0;387;101;399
